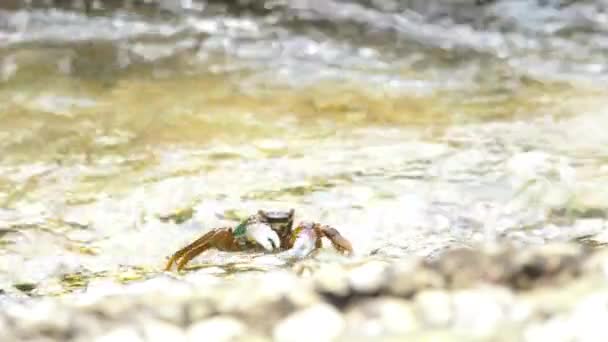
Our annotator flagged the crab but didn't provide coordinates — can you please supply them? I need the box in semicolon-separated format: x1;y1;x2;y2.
164;209;353;271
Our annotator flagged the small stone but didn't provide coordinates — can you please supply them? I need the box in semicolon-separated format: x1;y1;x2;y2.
254;139;287;153
314;264;350;297
524;316;573;342
569;292;608;342
140;319;186;342
282;284;319;309
158;207;195;224
274;303;345;342
507;244;586;290
187;316;246;342
82;296;135;319
584;250;608;279
348;261;389;294
116;269;144;283
6;299;71;337
69;313;104;342
345;297;418;337
185;299;214;323
94;326;144;342
256;271;301;297
0;317;14;342
148;301;186;325
451;287;511;338
13;282;37;293
386;261;444;297
414;290;452;327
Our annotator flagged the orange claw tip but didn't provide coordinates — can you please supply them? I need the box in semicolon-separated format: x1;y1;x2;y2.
340;246;354;256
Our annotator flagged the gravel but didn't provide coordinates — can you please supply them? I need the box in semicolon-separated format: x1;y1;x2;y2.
1;243;607;341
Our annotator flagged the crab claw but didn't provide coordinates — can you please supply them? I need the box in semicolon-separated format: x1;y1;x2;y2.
246;223;281;251
284;226;317;258
277;222;317;259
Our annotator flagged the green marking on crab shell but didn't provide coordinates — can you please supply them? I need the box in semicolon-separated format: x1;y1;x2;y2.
233;219;248;237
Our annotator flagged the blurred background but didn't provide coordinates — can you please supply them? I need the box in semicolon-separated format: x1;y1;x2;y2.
1;1;608;341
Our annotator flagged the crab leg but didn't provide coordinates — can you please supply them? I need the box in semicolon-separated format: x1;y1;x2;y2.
174;229;240;271
165;230;215;270
165;228;239;271
316;224;353;255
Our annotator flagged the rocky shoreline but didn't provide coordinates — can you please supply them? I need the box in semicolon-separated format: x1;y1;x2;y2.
2;243;607;342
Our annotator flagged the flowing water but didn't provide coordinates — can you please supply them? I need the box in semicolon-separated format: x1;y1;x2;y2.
1;0;608;296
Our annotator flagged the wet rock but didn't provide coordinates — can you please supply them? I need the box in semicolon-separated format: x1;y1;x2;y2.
274;303;345;342
501;244;588;290
187;316;246;342
313;243;593;313
426;248;497;288
424;244;590;290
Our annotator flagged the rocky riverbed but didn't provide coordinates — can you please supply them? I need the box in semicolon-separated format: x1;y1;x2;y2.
3;1;608;341
2;243;608;342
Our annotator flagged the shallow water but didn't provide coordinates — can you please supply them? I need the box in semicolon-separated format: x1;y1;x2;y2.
1;0;608;296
